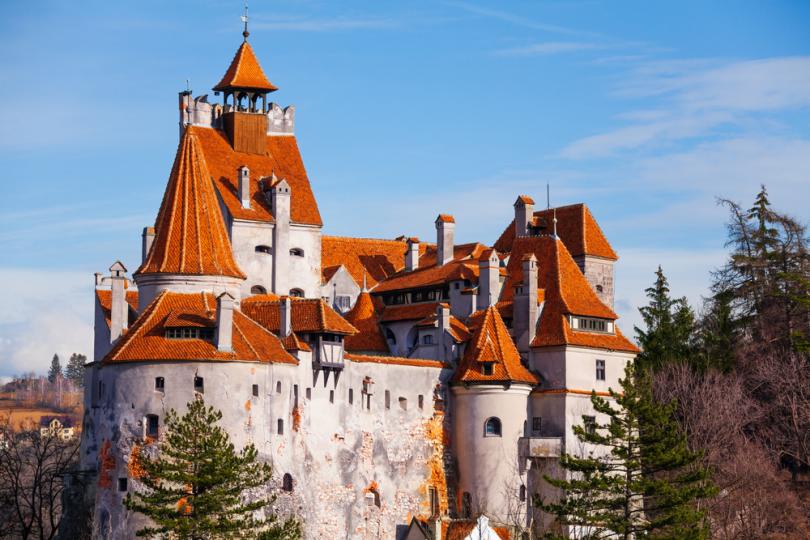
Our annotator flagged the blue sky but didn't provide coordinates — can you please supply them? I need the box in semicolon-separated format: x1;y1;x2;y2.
1;1;809;377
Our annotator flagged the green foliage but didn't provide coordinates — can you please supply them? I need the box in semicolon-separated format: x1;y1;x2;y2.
693;290;738;373
634;267;696;372
124;397;300;540
538;364;715;539
64;353;87;388
47;354;62;384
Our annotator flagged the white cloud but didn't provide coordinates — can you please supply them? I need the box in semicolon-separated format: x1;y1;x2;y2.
445;1;596;37
494;41;603;57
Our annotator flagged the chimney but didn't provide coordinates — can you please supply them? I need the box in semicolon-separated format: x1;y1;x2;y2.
435;215;455;267
109;261;128;343
238;166;251;209
523;254;538;346
514;195;534;237
94;272;103;287
279;297;292;338
141;227;155;263
437;304;451;362
270;175;291;294
215;292;235;352
478;249;500;308
405;237;420;272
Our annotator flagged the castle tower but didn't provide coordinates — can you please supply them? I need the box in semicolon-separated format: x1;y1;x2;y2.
133;129;246;309
450;306;539;524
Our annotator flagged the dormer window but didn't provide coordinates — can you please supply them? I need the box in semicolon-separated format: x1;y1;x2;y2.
481;362;494;376
289;288;304;298
570;316;613;334
165;327;214;340
290;248;304;257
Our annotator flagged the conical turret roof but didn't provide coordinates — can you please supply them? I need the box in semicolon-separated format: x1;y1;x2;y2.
136;128;245;279
344;291;389;353
213;41;278;93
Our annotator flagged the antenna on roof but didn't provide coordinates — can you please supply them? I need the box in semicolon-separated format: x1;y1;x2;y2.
241;1;250;41
546;183;550;210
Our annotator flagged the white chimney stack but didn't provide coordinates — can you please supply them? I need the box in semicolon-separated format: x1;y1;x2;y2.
478;249;500;308
280;297;292;338
109;261;128;343
238;166;251;209
435;215;455;267
405;237;420;272
514;195;535;237
215;292;235;352
141;227;155;264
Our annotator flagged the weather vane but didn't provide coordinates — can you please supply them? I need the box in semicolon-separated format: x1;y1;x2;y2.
241;1;250;41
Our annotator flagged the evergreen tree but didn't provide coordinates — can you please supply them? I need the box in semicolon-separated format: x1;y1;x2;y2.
634;267;695;371
539;364;715;539
694;290;737;372
47;354;62;384
64;353;87;388
125;397;300;540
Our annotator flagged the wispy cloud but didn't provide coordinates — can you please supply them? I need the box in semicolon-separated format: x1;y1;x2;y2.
251;16;395;32
494;41;603;57
445;1;599;38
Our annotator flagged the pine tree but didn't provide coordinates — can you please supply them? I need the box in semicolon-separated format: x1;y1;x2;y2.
694;290;737;372
64;353;87;388
634;267;695;371
47;354;62;384
125;397;300;540
539;364;715;539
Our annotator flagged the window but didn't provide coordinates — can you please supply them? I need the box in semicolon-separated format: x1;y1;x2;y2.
583;416;596;435
481;362;494;376
165;327;214;340
145;414;159;438
366;488;381;508
194;376;204;393
349;388;354;405
329;390;334;404
252;384;259;397
385;390;391;410
596;359;606;381
289;248;304;257
385;328;397;344
462;492;472;518
277;419;284;435
399;397;407;410
255;245;272;255
250;285;267;295
519;484;526;502
335;295;351;311
484;417;502;437
282;473;293;492
596;284;604;293
155;377;164;392
276;381;282;394
305;388;311;400
289;288;304;298
428;486;439;517
418;395;424;410
422;334;433;345
572;316;610;333
118;478;128;492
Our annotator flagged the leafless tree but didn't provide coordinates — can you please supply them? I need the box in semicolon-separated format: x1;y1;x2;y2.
0;420;80;539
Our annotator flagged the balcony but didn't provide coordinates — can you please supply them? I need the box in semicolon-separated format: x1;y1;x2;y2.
519;436;562;459
314;339;345;370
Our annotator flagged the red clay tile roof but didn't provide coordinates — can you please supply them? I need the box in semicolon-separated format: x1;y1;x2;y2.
343;291;389;353
453;306;539;385
321;236;414;287
516;195;535;205
241;296;357;335
493;203;617;261
136;129;246;279
417;242;488;269
95;289;139;328
416;314;472;343
103;292;296;364
379;302;442;323
191;126;323;226
345;353;445;369
436;214;455;223
213;41;278;92
280;332;311;352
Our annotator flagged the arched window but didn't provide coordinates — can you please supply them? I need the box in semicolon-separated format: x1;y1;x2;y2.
255;245;272;255
385;328;396;344
282;473;293;492
289;288;304;298
484;417;502;437
289;247;304;257
276;381;282;394
251;285;267;295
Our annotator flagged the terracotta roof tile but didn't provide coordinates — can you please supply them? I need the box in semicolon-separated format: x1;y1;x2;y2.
343;291;389;353
279;332;311;352
372;260;482;295
493;203;617;260
95;289;139;328
213;41;278;92
452;306;538;385
321;236;412;287
136;129;246;278
379;302;442;323
417;242;488;269
436;214;455;223
241;296;357;335
345;353;445;369
103;292;296;364
416;314;472;343
191;126;323;226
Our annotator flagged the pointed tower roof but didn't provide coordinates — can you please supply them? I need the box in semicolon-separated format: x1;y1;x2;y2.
213;41;278;93
343;291;389;353
136;128;245;279
453;306;539;385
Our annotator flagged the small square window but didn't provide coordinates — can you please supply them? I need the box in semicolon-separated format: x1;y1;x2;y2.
252;384;259;397
481;362;494;376
194;376;204;393
423;334;433;345
583;416;596;435
155;377;164;392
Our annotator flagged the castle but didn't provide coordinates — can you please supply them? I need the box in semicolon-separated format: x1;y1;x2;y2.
79;28;638;539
